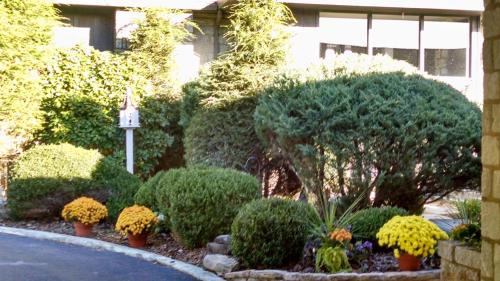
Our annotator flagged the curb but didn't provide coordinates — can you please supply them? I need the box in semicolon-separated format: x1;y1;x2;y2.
0;226;224;281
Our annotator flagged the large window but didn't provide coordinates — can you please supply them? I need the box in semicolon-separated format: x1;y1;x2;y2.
424;16;469;77
319;13;368;58
372;14;419;67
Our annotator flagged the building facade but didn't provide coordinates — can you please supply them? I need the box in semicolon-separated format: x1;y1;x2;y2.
51;0;484;103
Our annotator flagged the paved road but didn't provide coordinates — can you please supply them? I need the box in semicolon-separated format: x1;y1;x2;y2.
0;233;199;281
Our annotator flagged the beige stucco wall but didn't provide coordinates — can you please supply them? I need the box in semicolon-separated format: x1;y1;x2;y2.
481;1;500;281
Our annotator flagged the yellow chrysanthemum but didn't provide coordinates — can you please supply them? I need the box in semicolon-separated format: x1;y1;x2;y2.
376;215;448;258
115;205;158;236
61;197;108;225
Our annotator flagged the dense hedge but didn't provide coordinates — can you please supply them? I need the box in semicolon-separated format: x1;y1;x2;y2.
255;73;481;212
7;144;141;221
231;198;317;267
347;207;409;242
37;46;181;178
157;167;261;248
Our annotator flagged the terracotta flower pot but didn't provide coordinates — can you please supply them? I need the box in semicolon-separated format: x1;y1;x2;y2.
398;252;421;271
74;222;94;237
127;232;148;248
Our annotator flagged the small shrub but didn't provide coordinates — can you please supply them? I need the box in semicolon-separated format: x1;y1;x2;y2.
347;206;409;242
134;171;166;211
450;223;481;248
7;143;141;221
61;197;108;225
115;205;158;236
157;167;260;248
231;198;317;268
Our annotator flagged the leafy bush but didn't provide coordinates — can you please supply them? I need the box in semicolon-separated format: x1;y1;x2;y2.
450;223;481;248
231;198;317;268
347;207;409;242
7;143;141;221
157;167;260;248
182;0;293;169
37;46;181;177
0;0;60;157
255;73;481;213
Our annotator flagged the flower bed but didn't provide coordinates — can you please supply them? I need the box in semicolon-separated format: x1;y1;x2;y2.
225;269;441;281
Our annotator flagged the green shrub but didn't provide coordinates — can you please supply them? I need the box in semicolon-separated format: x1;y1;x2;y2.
37;46;181;178
157;167;260;248
449;199;481;225
182;0;293;169
231;198;317;268
255;73;481;213
347;206;409;242
134;171;166;211
7;143;141;221
0;0;60;157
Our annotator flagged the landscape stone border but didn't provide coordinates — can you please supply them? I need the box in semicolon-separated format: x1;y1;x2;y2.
225;269;441;281
0;226;224;281
438;240;481;281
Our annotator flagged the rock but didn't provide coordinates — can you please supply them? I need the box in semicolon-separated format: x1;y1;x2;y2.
214;234;231;245
203;254;239;275
207;242;230;255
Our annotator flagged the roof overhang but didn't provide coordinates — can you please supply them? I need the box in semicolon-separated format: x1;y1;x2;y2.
219;0;484;15
51;0;218;11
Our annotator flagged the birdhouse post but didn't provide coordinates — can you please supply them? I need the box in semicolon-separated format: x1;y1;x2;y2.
119;88;140;174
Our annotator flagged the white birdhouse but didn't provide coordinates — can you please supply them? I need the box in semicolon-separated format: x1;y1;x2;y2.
119;88;140;128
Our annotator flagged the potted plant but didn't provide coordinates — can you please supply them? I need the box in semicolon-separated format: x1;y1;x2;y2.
376;215;448;271
61;197;108;237
115;205;158;248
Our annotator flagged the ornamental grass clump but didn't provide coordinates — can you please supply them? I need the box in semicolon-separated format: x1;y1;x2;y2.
376;215;448;258
61;197;108;225
115;205;158;236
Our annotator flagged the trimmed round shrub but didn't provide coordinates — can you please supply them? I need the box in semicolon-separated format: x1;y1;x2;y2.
157;167;261;248
7;143;141;221
231;198;318;268
346;206;409;242
134;171;166;211
255;73;481;213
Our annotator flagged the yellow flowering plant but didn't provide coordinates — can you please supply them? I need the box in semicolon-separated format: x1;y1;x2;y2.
376;215;448;258
115;205;158;236
61;197;108;225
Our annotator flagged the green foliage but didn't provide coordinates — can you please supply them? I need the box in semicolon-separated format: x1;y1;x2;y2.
134;171;166;211
7;143;141;221
182;0;294;169
449;199;481;225
0;0;60;156
231;198;318;268
157;167;260;248
128;8;197;91
315;246;351;273
450;223;481;248
255;73;482;213
347;206;409;242
37;46;180;177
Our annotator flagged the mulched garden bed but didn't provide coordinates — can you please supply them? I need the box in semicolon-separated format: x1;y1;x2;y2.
0;218;207;266
0;217;440;273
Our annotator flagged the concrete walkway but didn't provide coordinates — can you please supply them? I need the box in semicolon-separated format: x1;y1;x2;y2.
0;232;199;281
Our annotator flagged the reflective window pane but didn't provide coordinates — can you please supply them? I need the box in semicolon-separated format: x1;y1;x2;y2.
319;13;367;58
424;16;469;77
372;14;419;67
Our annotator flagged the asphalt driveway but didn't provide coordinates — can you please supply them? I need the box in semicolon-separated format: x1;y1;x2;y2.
0;233;199;281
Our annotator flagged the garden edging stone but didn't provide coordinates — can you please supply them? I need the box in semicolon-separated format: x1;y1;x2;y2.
225;269;441;281
0;226;224;281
